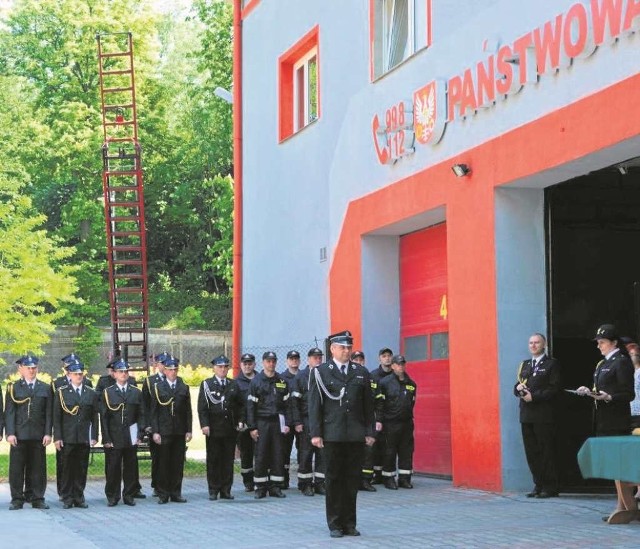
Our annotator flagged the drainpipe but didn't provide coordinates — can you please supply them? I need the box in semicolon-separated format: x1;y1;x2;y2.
232;0;243;378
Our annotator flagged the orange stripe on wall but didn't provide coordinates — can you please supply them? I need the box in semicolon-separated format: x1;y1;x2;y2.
329;71;640;491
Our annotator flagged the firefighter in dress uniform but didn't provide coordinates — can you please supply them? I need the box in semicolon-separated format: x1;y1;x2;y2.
246;351;291;499
53;360;99;508
198;354;244;500
236;353;257;491
142;351;169;496
5;355;53;510
291;347;326;496
150;354;192;504
100;358;146;506
309;331;376;538
376;354;417;490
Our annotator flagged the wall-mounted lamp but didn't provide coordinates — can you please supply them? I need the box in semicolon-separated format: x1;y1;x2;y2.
617;165;628;175
451;163;471;177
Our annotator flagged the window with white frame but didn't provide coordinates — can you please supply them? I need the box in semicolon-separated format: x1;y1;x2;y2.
293;47;318;132
372;0;424;79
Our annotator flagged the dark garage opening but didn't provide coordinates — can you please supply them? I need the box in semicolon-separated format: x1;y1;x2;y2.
546;161;640;489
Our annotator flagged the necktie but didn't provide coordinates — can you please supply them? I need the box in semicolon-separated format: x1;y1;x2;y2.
76;387;81;396
28;383;34;392
171;383;176;391
341;365;346;376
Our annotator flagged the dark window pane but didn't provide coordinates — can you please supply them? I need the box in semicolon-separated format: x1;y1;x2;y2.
403;335;427;362
431;332;449;359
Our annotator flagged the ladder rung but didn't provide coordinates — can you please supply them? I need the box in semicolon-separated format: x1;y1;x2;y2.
114;287;144;293
111;216;141;222
113;259;143;265
112;231;142;237
100;52;131;58
117;314;145;319
114;274;144;280
112;246;142;252
105;104;134;110
106;188;139;194
103;86;133;93
105;121;135;127
115;301;144;306
107;137;136;143
106;172;139;178
102;69;132;76
108;201;140;208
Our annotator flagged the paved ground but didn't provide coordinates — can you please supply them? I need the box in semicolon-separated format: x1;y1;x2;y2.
0;475;638;548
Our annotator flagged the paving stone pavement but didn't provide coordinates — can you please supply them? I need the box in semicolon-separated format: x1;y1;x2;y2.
0;475;639;548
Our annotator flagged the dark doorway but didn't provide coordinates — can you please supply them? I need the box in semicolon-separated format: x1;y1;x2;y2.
546;162;640;489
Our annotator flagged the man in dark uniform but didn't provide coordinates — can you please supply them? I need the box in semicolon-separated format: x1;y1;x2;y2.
351;350;365;366
281;349;302;489
309;331;376;538
376;354;417;489
236;352;257;491
361;347;393;491
100;358;145;506
515;333;561;498
5;355;53;510
150;354;192;504
198;354;244;500
53;360;99;508
291;347;326;496
142;352;169;496
52;353;93;500
246;351;290;499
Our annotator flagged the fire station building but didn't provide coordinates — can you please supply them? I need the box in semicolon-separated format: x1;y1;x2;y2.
236;0;640;491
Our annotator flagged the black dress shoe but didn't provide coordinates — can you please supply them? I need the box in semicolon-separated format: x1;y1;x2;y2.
219;492;234;500
123;498;136;506
384;478;398;490
526;489;540;498
74;502;89;509
158;497;169;504
254;488;267;499
302;485;315;496
360;480;377;492
107;500;118;507
343;527;361;536
329;530;344;538
314;483;326;495
62;502;73;509
536;491;558;499
398;479;413;489
244;484;255;492
32;501;50;509
132;491;147;499
170;496;187;503
268;487;286;498
209;492;219;501
9;502;23;511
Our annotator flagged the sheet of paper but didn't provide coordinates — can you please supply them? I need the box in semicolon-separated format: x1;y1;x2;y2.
279;414;286;434
130;424;138;445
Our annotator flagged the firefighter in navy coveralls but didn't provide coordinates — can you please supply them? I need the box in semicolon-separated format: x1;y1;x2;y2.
281;349;302;489
514;333;561;498
198;354;244;500
360;347;393;491
150;354;192;504
52;353;93;500
142;351;169;496
5;355;53;510
246;351;290;499
291;347;326;496
309;331;376;538
376;354;417;489
100;358;145;506
53;360;99;508
236;353;257;491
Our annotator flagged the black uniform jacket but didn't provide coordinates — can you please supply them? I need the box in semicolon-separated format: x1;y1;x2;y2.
150;378;192;436
53;385;99;444
375;373;417;423
513;355;561;423
95;374;138;396
592;351;635;434
198;377;244;437
370;365;393;393
100;384;146;448
5;378;53;440
291;367;313;427
0;390;4;437
246;371;290;430
142;373;165;428
236;371;254;401
308;360;375;443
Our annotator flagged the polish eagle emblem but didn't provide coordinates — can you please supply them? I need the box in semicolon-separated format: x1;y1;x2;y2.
414;82;437;145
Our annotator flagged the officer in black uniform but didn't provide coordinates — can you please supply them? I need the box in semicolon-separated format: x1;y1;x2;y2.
291;347;326;496
350;350;365;366
151;354;192;504
361;347;393;491
246;351;290;499
142;351;169;496
309;331;376;538
52;353;93;500
198;354;244;500
236;352;257;491
376;354;417;489
100;358;145;507
281;349;302;489
53;360;99;508
5;355;53;510
514;333;561;498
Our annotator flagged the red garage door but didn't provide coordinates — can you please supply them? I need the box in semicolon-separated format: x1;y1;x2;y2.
400;223;451;476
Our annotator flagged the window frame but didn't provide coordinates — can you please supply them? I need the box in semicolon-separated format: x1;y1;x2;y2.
293;47;319;132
